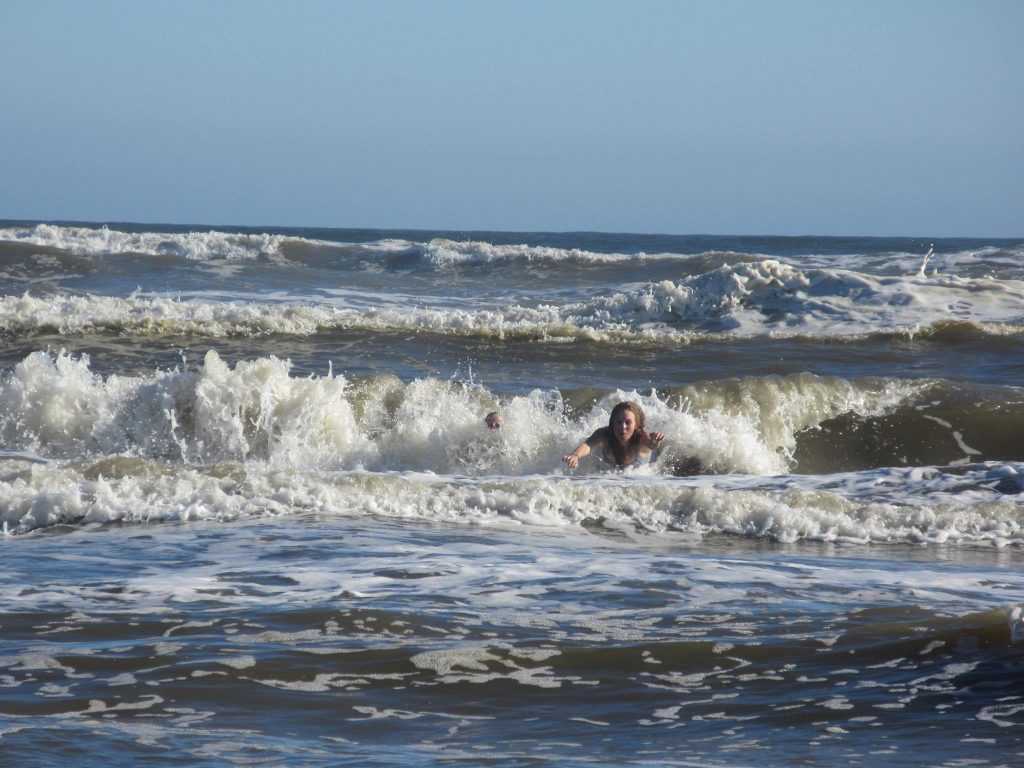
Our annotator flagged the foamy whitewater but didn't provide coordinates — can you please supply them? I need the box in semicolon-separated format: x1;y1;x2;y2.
1;221;1022;767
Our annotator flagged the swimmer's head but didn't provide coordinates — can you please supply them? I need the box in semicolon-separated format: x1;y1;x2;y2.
485;412;503;430
608;401;645;446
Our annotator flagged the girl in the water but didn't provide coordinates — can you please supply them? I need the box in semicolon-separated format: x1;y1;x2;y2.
563;401;664;469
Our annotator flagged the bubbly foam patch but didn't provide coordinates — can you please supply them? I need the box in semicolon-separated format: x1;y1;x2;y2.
2;459;1022;544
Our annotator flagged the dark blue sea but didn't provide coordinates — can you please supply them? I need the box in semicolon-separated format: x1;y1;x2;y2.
1;221;1022;766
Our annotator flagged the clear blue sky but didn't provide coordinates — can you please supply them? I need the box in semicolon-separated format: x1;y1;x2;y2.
1;0;1020;236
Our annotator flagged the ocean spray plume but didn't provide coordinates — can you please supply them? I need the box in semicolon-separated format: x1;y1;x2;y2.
0;350;179;456
189;351;363;466
0;350;363;467
918;244;935;277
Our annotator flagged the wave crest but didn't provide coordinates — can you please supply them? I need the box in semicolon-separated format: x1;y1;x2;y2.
3;460;1021;545
0;223;293;262
4;253;1024;343
0;351;923;477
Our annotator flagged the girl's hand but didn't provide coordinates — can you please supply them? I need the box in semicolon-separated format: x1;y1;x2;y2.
649;431;665;444
563;454;580;469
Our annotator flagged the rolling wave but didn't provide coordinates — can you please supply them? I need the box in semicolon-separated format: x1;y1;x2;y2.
0;349;1019;541
3;258;1024;342
0;223;293;262
0;350;927;475
4;349;1021;479
0;224;710;270
3;223;1020;272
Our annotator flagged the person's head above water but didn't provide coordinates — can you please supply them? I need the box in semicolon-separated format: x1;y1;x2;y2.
608;401;646;446
562;400;663;470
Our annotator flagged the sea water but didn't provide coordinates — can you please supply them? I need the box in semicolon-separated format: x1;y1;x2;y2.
0;221;1022;766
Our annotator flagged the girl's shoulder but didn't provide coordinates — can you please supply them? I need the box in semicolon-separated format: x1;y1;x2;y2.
585;428;614;450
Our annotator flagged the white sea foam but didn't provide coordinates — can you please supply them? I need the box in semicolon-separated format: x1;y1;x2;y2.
0;351;921;475
0;350;361;466
0;292;600;341
0;224;704;268
1;459;1022;545
0;460;1019;544
0;224;294;262
4;225;1021;284
0;350;1017;544
420;238;688;267
3;257;1023;341
572;259;1024;335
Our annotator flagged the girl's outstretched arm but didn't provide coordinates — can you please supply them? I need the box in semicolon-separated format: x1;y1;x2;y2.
564;429;605;469
563;441;591;469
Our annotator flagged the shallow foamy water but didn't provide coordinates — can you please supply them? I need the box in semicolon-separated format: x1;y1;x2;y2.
2;516;1022;767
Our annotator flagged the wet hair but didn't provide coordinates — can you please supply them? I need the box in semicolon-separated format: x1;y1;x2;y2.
606;401;646;466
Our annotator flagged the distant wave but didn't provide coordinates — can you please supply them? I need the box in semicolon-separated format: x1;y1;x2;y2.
3;257;1024;342
416;238;736;267
0;292;614;341
0;223;297;262
3;224;1021;275
0;223;713;269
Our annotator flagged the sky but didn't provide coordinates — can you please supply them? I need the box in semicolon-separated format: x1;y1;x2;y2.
1;0;1020;236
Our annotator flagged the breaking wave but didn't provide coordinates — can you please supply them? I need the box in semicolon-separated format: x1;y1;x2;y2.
0;350;928;474
3;257;1024;342
0;350;1019;541
3;456;1022;544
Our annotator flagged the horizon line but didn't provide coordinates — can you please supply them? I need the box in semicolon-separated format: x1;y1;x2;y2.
0;216;1021;242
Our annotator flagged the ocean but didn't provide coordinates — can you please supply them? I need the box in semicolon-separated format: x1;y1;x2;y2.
0;220;1022;767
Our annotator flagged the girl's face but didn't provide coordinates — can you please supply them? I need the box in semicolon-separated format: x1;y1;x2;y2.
611;410;637;445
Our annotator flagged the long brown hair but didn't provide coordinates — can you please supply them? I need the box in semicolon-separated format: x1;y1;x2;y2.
607;401;646;466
